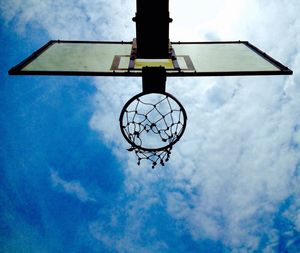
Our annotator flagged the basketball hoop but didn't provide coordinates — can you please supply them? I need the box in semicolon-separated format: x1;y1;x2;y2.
8;0;292;169
119;91;187;168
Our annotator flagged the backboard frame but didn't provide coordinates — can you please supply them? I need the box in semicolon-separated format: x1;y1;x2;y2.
8;40;293;77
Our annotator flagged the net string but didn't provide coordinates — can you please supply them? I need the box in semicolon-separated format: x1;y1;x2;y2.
123;96;185;148
127;146;172;168
122;94;185;168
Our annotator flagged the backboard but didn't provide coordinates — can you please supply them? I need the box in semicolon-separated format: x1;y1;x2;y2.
9;40;292;77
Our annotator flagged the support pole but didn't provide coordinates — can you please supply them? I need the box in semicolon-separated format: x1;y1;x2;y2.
133;0;172;59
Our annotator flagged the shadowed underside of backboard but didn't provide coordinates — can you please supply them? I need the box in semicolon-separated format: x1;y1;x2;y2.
9;40;292;77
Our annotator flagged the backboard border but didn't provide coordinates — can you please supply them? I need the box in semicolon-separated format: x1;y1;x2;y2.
8;40;293;77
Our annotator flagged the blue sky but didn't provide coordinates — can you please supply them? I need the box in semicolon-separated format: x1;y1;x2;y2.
1;0;300;252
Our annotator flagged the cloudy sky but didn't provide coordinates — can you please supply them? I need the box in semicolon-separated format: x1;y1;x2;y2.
1;0;300;252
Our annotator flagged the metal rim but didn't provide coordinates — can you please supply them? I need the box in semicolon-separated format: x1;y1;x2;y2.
119;91;187;152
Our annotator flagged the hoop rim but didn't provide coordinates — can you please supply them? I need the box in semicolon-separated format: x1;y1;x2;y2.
119;91;187;152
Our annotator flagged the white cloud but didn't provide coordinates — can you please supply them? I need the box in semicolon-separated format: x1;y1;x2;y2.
88;191;168;253
3;0;300;251
89;220;168;253
170;0;255;41
0;0;135;40
51;170;96;202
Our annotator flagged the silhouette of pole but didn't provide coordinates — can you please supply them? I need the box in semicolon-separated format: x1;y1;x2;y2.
133;0;172;59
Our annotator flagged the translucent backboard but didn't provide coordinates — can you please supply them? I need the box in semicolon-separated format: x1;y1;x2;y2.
9;40;292;76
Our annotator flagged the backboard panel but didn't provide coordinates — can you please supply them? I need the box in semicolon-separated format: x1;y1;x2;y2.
9;40;292;76
9;41;132;76
171;42;290;75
